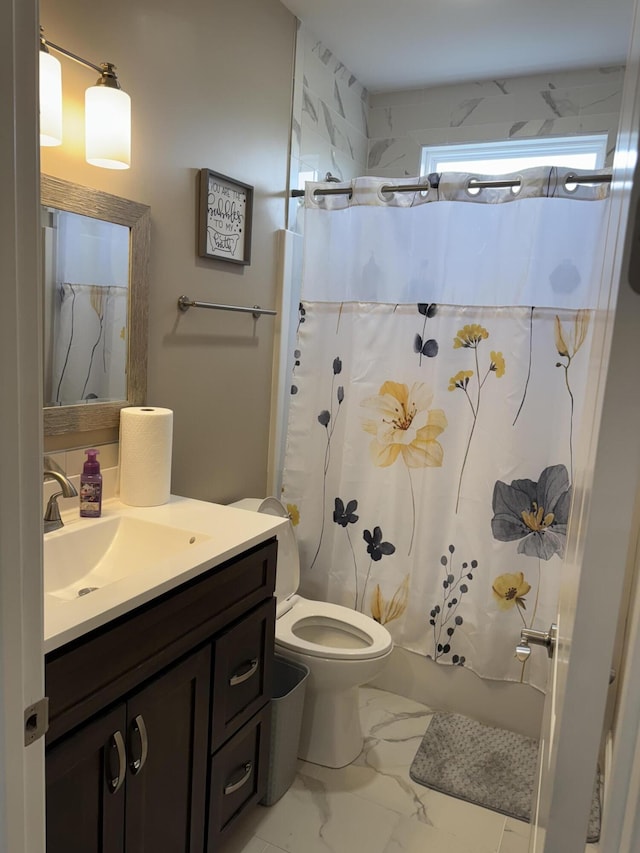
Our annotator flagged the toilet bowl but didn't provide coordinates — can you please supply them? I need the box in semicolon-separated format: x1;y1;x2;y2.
232;497;393;768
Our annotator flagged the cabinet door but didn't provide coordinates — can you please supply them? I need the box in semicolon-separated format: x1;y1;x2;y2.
124;645;211;853
46;703;127;853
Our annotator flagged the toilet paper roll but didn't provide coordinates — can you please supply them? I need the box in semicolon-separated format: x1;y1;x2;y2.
119;407;173;506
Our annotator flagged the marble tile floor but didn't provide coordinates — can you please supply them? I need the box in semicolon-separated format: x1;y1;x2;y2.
220;687;600;853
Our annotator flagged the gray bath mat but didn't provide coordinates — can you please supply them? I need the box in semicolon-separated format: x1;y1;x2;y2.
409;713;601;843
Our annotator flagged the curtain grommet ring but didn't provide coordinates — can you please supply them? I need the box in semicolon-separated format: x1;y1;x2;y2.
465;178;482;197
564;174;580;194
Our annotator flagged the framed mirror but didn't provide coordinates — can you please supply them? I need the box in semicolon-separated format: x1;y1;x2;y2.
41;174;150;436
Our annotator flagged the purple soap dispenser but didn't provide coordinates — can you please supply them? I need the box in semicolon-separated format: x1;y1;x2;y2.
80;448;102;518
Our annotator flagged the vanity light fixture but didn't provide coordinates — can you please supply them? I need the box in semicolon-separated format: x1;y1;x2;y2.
39;28;131;170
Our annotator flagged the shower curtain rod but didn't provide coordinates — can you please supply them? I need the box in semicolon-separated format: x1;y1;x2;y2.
290;172;612;198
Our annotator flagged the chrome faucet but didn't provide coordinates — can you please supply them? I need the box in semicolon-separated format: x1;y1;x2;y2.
43;457;78;533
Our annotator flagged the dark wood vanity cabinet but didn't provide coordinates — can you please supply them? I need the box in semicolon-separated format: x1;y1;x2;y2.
45;538;277;853
46;647;210;853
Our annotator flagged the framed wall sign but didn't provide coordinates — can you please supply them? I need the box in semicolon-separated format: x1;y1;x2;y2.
198;169;253;265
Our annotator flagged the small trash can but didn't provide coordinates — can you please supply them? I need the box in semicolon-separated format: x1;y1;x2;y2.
261;654;309;806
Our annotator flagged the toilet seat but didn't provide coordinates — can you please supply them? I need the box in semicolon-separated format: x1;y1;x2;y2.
276;596;392;660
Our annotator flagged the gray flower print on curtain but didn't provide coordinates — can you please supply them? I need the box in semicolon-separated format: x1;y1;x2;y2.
491;464;571;560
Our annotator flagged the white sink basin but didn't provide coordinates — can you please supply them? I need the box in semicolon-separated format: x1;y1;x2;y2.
45;515;211;601
43;495;289;655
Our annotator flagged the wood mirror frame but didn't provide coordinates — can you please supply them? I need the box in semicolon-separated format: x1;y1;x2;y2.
42;175;150;436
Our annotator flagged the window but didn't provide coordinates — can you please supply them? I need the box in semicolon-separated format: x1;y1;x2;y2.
420;134;608;177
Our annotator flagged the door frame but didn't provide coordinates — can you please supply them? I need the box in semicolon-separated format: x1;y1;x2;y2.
0;0;46;851
530;0;640;847
600;526;640;851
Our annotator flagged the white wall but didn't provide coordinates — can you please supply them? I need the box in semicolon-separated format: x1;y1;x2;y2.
41;0;297;504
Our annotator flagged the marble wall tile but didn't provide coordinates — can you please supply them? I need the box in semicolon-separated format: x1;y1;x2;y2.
499;65;624;94
301;86;320;127
369;88;429;109
576;113;622;166
368;106;395;141
368;66;624;179
301;31;367;112
291;20;304;148
368;136;422;176
298;122;332;175
293;23;370;195
578;81;624;115
290;116;301;163
369;101;448;139
315;98;368;163
292;33;622;207
299;27;368;137
300;37;338;108
423;79;515;106
299;121;363;182
336;77;370;135
330;145;367;182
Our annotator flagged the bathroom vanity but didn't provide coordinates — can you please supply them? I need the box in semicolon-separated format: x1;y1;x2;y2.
43;497;286;852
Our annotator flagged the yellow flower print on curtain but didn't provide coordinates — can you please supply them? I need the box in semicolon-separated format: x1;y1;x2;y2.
361;381;447;555
492;570;533;682
448;324;505;513
492;572;531;611
453;324;489;348
370;575;409;625
554;310;590;482
286;503;300;526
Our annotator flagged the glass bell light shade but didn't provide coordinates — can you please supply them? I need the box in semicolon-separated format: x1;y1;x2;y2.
85;83;131;169
39;50;63;146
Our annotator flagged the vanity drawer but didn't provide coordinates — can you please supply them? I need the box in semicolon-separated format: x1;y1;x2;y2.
211;598;275;752
46;539;277;743
207;705;271;849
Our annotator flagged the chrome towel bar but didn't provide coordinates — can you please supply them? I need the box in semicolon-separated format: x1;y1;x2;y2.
177;295;277;319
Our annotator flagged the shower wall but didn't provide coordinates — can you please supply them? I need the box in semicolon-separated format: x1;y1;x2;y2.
368;65;624;178
290;29;624;214
291;24;369;184
288;24;370;232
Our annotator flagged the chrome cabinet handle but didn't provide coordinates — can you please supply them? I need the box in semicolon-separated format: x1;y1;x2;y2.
223;761;253;795
108;730;126;794
229;658;259;686
129;714;149;775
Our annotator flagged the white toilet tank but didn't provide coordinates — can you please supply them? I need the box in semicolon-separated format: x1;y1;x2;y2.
230;498;300;608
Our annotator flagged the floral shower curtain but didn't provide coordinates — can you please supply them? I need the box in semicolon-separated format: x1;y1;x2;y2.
50;283;127;404
47;209;130;405
281;169;610;691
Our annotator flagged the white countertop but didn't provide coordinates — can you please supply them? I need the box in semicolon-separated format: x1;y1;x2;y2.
44;495;287;654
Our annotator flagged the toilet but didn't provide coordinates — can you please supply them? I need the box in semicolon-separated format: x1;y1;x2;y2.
232;497;393;768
